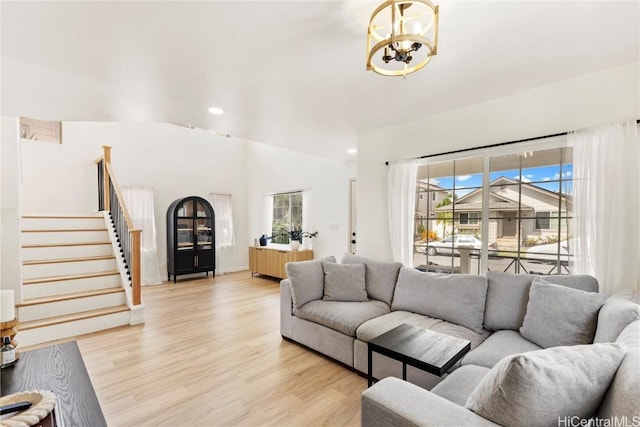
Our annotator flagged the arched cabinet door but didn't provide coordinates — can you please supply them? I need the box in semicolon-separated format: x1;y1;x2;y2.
167;196;215;283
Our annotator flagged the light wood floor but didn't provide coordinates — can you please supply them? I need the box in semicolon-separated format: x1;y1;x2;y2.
47;272;366;426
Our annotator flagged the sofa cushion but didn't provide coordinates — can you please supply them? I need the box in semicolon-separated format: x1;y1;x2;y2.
484;272;600;331
597;320;640;420
593;292;640;343
483;272;534;332
519;279;605;348
392;267;488;333
431;364;491;407
465;343;625;427
461;330;542;369
342;254;402;306
286;256;336;311
357;311;489;350
322;261;368;302
294;299;390;336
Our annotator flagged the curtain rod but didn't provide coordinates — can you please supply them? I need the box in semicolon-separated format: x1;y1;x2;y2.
384;119;640;166
265;188;311;196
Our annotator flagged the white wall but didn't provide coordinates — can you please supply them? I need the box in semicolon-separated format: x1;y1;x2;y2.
19;121;357;276
357;61;640;261
1;116;23;301
246;141;355;260
20;122;250;275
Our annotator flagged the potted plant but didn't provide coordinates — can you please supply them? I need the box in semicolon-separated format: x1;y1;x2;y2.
273;225;318;251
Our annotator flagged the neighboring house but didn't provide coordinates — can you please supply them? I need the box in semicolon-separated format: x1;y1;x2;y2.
416;181;448;217
426;177;571;247
415;181;449;239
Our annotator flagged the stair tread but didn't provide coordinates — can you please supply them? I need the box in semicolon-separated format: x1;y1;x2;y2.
19;287;125;306
23;270;120;285
22;241;112;248
23;255;116;266
22;228;107;232
18;305;130;331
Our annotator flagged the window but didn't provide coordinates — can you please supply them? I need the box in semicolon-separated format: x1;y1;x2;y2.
460;213;479;225
211;194;234;247
20;117;62;144
121;187;162;285
414;145;573;276
271;191;303;244
535;212;550;230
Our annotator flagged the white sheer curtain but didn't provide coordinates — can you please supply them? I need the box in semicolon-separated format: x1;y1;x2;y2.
210;194;235;274
388;161;418;267
263;195;274;238
569;120;640;295
301;189;313;249
121;187;162;285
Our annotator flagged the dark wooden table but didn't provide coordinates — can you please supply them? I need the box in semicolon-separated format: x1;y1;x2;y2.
1;340;107;427
367;323;471;387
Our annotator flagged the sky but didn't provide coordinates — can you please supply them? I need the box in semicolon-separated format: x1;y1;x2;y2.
430;164;574;196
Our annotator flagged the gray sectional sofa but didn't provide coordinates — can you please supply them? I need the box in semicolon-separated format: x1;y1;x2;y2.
280;254;640;426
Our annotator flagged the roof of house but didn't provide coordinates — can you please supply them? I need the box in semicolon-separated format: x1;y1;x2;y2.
433;177;566;212
434;200;532;212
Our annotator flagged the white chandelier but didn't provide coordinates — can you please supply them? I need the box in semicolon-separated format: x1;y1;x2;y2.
366;0;439;77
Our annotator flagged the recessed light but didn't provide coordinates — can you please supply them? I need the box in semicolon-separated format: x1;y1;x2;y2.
347;148;357;154
208;107;224;115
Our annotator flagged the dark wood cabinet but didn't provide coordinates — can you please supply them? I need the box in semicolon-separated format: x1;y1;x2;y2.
167;196;215;283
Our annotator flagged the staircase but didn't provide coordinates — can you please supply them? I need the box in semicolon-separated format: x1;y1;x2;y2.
17;215;131;347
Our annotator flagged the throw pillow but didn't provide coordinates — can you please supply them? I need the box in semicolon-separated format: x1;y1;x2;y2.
519;278;605;348
286;256;336;311
593;293;640;343
484;273;600;332
465;343;625;427
322;262;368;302
341;254;402;305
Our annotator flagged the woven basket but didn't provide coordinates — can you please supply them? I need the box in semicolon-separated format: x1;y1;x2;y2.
0;391;56;427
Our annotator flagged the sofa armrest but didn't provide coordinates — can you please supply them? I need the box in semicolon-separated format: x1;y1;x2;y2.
280;279;293;338
361;377;499;427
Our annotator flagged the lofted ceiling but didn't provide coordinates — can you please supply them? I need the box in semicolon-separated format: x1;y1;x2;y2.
1;1;638;160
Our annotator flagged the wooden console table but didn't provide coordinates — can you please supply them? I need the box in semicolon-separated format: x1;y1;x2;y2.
1;340;107;427
249;246;313;279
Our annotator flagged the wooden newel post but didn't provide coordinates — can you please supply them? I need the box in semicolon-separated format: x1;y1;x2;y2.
102;145;112;211
130;229;142;305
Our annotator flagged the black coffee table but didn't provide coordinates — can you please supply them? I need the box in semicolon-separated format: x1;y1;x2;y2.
367;323;471;387
1;341;107;426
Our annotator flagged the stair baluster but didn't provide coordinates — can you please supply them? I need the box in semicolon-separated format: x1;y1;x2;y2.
95;146;142;306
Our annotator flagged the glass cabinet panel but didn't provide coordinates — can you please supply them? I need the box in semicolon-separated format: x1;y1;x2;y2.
196;218;213;250
196;201;208;217
176;218;194;250
177;200;195;217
